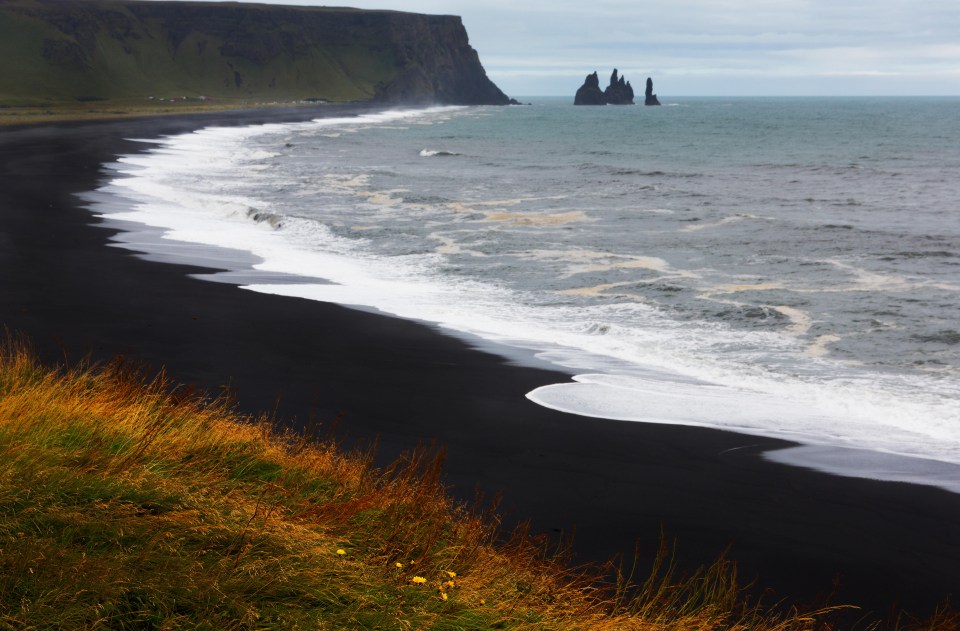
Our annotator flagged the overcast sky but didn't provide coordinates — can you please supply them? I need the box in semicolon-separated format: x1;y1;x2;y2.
169;1;959;96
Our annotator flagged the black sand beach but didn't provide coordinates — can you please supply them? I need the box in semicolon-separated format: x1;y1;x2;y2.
2;108;959;618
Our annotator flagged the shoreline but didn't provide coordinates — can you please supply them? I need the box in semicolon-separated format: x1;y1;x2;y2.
0;99;365;127
2;107;959;616
92;102;960;497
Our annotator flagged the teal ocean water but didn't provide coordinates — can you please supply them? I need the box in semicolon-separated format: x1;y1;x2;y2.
94;97;960;488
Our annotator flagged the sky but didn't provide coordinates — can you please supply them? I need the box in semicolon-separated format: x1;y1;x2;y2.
162;0;960;96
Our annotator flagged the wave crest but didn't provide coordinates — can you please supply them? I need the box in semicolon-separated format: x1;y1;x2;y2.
419;148;459;157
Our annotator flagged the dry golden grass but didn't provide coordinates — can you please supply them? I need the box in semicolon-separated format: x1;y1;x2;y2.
0;334;955;630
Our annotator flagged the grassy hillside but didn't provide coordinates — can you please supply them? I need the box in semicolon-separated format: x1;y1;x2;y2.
0;0;510;110
2;336;958;629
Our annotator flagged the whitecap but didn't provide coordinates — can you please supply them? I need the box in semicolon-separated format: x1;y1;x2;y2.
419;148;460;157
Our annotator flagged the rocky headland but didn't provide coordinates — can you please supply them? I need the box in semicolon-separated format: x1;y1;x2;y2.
0;0;514;107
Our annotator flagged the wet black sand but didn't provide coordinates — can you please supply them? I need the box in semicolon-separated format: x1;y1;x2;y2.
1;108;958;619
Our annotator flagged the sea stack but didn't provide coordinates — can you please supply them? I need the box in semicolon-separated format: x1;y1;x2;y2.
573;71;606;105
644;77;661;106
603;68;635;104
574;68;641;105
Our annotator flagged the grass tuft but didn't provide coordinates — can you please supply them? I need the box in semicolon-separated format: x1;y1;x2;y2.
0;334;955;629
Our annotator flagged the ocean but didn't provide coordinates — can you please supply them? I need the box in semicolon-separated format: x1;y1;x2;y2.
89;97;960;491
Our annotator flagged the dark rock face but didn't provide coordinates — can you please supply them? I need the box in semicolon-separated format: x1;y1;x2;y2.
603;68;634;105
371;13;513;105
644;77;661;106
1;0;514;106
573;71;606;105
574;68;638;105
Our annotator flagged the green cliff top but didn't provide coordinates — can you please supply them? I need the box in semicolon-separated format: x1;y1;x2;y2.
0;0;510;123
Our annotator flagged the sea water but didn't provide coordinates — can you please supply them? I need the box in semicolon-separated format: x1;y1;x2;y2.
90;97;960;490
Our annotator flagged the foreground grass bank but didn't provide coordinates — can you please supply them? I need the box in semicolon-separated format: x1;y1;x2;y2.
0;338;955;630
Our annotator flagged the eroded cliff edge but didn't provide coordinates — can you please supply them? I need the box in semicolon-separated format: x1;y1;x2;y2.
0;0;513;106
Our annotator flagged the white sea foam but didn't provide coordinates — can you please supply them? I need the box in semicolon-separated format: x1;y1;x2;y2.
679;213;755;233
419;148;460;157
241;251;960;467
93;104;960;491
527;372;960;464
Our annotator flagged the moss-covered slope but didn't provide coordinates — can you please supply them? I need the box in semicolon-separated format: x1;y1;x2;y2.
0;0;512;106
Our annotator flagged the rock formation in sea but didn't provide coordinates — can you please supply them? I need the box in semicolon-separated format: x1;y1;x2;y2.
644;77;662;106
573;71;606;105
603;69;635;105
574;68;640;105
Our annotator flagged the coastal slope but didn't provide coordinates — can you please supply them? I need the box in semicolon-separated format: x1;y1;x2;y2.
0;0;512;106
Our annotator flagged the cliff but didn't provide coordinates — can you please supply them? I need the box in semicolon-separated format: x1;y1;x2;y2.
0;0;512;106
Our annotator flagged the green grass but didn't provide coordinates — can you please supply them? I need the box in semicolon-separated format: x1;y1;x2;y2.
0;335;956;630
0;0;404;125
0;98;327;126
0;1;400;107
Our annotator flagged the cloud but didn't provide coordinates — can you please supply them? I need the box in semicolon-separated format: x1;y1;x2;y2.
464;0;960;94
142;0;960;95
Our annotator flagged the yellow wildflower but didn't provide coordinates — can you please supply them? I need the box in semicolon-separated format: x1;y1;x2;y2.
336;549;346;556
445;571;457;578
395;562;404;569
445;580;456;588
441;592;448;601
480;599;486;605
411;576;427;584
